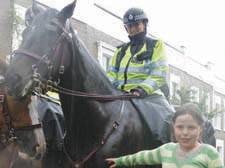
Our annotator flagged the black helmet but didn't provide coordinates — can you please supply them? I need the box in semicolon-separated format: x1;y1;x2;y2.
123;8;148;25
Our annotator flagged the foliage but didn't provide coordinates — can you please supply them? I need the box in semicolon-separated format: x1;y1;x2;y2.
170;86;193;105
10;6;24;42
170;87;223;120
198;89;223;120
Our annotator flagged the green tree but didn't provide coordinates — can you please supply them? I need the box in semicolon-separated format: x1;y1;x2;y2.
170;87;223;120
170;86;193;105
198;90;223;120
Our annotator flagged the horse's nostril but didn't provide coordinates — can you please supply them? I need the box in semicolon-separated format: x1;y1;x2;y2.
5;72;22;87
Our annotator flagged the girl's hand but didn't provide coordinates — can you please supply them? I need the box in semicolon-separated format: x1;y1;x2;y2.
105;158;117;168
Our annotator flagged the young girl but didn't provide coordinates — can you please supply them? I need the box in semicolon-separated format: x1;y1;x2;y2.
106;103;223;168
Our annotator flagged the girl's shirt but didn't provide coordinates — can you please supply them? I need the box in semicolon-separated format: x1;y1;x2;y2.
115;142;223;168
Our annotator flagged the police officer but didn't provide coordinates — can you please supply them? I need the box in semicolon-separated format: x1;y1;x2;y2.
107;8;168;98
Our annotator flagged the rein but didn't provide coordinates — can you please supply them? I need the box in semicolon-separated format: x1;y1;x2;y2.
62;100;125;168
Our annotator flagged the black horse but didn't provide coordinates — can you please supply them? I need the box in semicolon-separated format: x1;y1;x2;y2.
6;1;174;168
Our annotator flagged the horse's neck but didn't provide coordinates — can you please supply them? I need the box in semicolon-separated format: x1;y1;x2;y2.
60;36;117;133
59;36;121;154
70;33;116;95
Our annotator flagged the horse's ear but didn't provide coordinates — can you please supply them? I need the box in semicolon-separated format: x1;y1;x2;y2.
58;0;77;21
32;0;45;15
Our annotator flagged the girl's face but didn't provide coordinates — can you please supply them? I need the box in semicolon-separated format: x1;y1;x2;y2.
173;114;203;152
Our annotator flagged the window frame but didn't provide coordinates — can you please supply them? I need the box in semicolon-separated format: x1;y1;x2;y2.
97;41;116;71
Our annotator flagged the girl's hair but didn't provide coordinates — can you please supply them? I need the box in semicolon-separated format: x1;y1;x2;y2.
173;103;204;125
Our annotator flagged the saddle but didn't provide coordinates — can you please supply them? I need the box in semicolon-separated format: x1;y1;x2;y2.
131;94;174;144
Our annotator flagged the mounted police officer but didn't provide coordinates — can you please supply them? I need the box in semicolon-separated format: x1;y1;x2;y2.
107;8;174;145
107;7;169;98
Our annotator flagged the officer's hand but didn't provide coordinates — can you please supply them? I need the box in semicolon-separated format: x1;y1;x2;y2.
131;90;141;96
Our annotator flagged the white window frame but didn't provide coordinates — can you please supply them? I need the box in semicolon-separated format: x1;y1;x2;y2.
223;99;225;131
97;41;116;71
190;86;200;103
216;139;224;165
212;95;221;130
205;92;210;113
169;73;180;99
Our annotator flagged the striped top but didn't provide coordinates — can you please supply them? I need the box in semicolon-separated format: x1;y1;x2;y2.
115;143;223;168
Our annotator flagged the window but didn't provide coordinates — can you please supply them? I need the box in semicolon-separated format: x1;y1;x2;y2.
223;99;225;131
97;41;116;71
212;96;221;130
216;139;224;165
170;74;180;99
12;4;26;51
190;86;200;103
205;92;210;112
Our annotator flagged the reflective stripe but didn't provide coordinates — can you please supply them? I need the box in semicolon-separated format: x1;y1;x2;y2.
150;70;167;78
118;61;167;74
118;66;150;74
107;65;117;73
142;78;158;90
108;76;117;83
117;78;158;91
148;61;167;69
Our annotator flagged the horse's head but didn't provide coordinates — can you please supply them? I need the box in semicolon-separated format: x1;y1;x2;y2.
6;1;76;99
0;60;42;157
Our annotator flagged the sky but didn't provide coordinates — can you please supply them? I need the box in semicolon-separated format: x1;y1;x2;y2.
38;0;225;78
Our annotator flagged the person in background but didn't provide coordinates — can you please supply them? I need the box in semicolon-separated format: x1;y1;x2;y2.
106;103;223;168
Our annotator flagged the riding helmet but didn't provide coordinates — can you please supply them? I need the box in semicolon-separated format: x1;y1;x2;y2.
123;7;148;25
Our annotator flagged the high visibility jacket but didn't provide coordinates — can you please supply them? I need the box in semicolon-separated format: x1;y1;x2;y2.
107;39;168;95
46;91;60;105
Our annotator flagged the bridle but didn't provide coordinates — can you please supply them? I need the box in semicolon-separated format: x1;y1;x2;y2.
0;82;41;167
10;16;144;168
0;85;42;148
11;18;72;96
